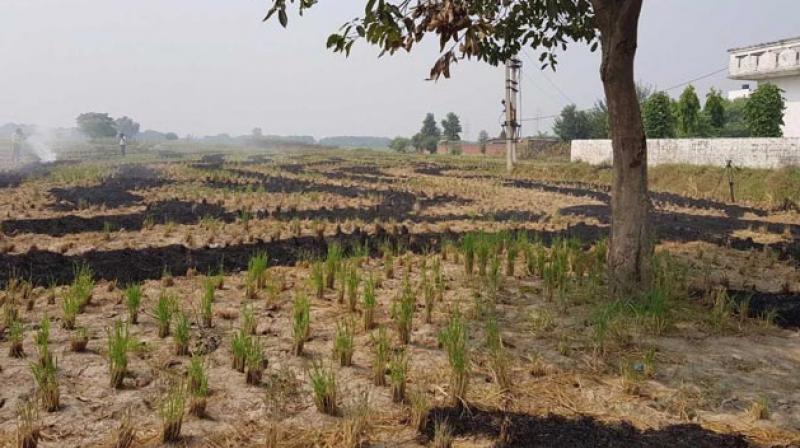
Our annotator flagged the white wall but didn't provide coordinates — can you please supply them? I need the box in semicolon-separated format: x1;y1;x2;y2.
571;138;800;169
771;77;800;138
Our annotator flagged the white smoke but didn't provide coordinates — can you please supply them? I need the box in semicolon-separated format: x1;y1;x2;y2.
25;128;58;163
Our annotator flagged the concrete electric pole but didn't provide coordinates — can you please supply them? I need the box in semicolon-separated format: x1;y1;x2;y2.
504;58;521;172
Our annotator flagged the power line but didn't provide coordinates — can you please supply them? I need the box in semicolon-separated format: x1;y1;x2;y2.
521;50;575;104
663;67;727;92
520;114;559;122
518;65;730;123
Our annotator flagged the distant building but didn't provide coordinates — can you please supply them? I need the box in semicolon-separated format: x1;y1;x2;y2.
727;84;752;101
728;36;800;137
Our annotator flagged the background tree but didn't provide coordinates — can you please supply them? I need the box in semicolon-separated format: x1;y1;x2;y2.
642;91;676;138
76;113;117;139
165;132;179;141
676;85;701;137
477;130;489;154
441;112;463;141
704;88;726;131
252;127;264;138
719;98;750;137
412;113;441;153
267;0;652;293
745;84;786;137
553;104;593;141
389;136;412;153
114;116;140;138
587;101;609;139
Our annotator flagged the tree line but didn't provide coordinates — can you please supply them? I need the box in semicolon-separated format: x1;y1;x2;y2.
553;83;786;141
389;112;465;153
76;113;179;141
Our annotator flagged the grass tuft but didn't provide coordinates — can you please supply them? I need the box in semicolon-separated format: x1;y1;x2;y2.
292;292;311;356
124;284;142;324
389;349;408;403
160;382;186;443
107;320;131;389
333;318;355;367
309;361;338;415
154;292;176;338
439;311;470;406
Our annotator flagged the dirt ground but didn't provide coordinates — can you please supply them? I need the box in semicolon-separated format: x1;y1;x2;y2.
1;151;799;447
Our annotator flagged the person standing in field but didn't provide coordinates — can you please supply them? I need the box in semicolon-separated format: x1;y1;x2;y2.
11;127;25;167
119;133;127;156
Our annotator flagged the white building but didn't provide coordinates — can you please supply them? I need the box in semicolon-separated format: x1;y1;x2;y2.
727;84;752;101
728;36;800;137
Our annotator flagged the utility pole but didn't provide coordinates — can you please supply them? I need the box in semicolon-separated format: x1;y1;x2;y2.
504;58;521;172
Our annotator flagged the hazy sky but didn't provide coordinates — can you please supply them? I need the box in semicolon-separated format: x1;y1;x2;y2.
1;1;798;140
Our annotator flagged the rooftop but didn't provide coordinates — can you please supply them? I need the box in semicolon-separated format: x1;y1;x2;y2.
728;36;800;81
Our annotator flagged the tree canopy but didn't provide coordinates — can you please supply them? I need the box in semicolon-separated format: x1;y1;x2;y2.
266;0;599;79
477;130;489;154
676;85;701;137
76;113;117;139
389;136;412;153
412;113;441;153
441;112;463;141
642;92;675;138
745;84;786;137
553;104;592;141
114;116;140;138
704;88;726;131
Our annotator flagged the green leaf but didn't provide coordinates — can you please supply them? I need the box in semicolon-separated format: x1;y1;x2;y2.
278;9;288;28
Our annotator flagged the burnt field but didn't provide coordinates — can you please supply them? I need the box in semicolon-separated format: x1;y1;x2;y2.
1;151;799;447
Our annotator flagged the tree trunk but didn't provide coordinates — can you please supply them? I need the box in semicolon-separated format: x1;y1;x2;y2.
591;0;651;295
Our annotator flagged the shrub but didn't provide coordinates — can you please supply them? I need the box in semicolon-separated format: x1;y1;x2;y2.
16;399;40;448
346;264;360;312
240;304;257;335
113;409;135;448
462;233;476;276
325;243;343;289
391;276;414;345
154;292;176;338
124;284;142;324
333;318;355;367
160;382;186;443
389;349;408;403
8;318;24;357
423;273;435;324
485;315;510;390
35;315;51;367
311;261;325;299
245;337;265;385
475;235;491;277
371;326;390;386
309;361;338;415
382;244;394;279
433;420;453;448
292;293;311;356
30;355;59;412
173;312;190;356
248;251;269;290
187;356;210;417
71;264;94;312
107;320;131;389
362;275;377;331
231;330;249;372
70;327;89;353
200;280;214;328
409;390;431;433
61;292;80;330
439;311;470;406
